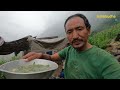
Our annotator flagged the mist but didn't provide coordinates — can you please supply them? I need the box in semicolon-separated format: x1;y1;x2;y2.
0;11;119;41
38;11;120;37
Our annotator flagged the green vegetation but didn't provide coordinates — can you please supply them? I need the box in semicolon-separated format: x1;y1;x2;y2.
0;56;21;79
0;56;21;65
89;23;120;49
11;56;21;61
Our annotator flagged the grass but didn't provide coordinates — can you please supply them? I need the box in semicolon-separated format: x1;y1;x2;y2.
89;23;120;49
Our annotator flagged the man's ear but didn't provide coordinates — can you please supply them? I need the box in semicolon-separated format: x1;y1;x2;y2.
87;29;91;36
89;30;91;36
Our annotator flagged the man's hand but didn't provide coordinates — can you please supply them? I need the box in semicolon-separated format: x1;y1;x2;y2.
22;52;43;61
22;52;62;62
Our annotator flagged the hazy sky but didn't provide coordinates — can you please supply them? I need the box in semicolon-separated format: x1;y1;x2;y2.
0;11;54;41
0;11;119;41
0;11;83;41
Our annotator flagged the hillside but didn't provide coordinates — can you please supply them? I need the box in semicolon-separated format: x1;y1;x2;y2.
89;23;120;49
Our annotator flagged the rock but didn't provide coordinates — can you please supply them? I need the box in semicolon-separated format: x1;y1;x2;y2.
106;38;120;62
115;34;120;41
115;55;120;62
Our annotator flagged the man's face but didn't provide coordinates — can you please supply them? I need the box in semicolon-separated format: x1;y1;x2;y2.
65;17;90;50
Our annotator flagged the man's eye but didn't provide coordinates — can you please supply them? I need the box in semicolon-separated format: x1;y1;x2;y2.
78;28;82;30
67;31;72;34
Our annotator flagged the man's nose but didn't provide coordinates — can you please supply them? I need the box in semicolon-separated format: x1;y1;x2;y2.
72;30;79;39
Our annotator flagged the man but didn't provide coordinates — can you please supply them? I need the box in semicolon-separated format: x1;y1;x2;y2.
23;13;120;79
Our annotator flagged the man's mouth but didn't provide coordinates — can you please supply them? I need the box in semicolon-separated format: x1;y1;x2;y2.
73;41;80;45
72;40;83;45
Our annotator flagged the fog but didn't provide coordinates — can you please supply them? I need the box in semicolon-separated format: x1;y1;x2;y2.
0;11;119;42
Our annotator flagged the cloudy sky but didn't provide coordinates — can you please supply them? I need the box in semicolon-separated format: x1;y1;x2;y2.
0;11;119;41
